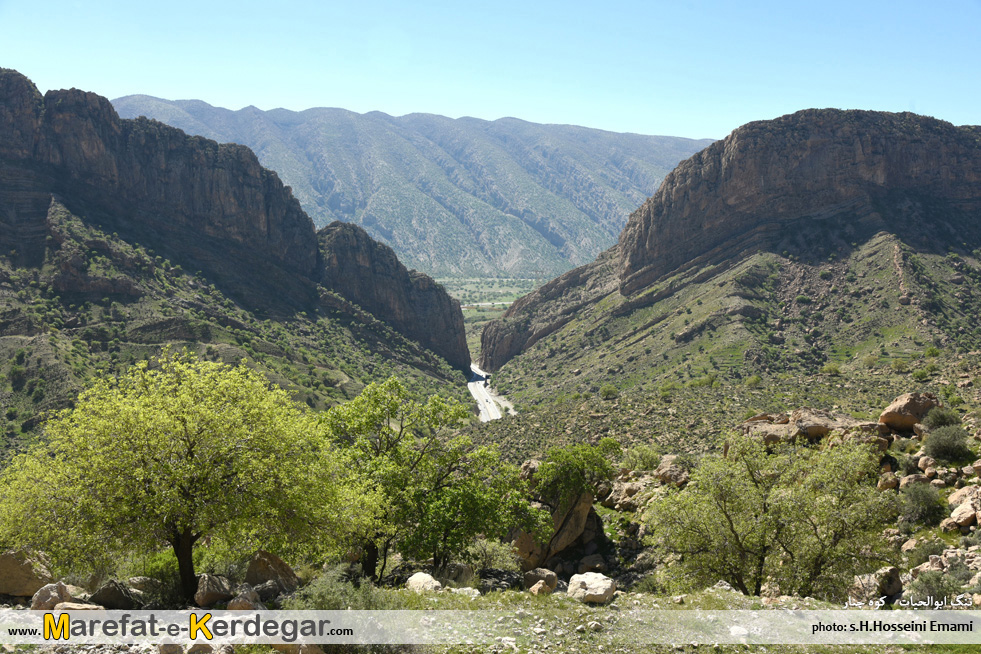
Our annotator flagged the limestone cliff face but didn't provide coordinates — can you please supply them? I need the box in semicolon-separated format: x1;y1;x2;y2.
481;109;981;371
619;109;981;295
0;69;470;369
319;222;469;369
0;71;318;277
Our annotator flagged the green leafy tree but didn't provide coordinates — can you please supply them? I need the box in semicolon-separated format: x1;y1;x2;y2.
645;433;895;599
322;377;546;577
0;352;364;601
535;438;621;510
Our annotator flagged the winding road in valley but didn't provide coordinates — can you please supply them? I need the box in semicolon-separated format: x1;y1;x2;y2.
468;363;514;422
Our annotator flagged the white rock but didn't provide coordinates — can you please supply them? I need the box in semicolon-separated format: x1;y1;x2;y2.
567;572;616;603
406;572;442;593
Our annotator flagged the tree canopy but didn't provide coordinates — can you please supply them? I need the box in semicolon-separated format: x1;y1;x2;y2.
322;377;548;577
645;433;896;599
0;351;365;600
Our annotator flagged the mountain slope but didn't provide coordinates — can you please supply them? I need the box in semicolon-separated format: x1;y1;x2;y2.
477;110;981;436
111;95;713;277
0;69;472;455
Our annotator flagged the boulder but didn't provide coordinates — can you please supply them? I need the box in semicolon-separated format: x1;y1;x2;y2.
522;568;557;591
31;582;73;610
513;492;594;571
194;574;233;608
529;580;552;596
567;572;616;604
90;579;143;609
406;572;442;593
879;393;941;431
53;601;102;610
0;549;53;596
952;501;979;527
601;480;646;511
654;456;689;487
899;474;929;490
245;550;299;594
948;485;981;507
918;456;937;471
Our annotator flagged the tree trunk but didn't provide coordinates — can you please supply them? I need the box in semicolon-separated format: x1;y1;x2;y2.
171;529;197;602
361;540;379;580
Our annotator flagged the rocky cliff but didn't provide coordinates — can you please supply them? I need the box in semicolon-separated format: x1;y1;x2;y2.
319;221;469;369
0;69;469;370
618;109;981;295
481;109;981;371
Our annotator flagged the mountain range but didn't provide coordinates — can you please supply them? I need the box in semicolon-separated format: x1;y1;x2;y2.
111;95;712;278
0;69;471;456
474;109;981;459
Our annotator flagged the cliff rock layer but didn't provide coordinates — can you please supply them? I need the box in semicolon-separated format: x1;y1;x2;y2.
481;109;981;371
318;221;469;369
619;109;981;295
0;69;469;369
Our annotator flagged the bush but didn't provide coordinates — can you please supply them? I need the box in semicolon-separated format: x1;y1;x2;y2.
745;375;762;388
904;570;961;606
891;360;910;373
820;363;841;376
912;369;930;382
461;537;520;572
907;539;946;567
599;384;619;401
621;443;662;471
923;425;973;462
284;565;393;611
923;407;961;430
897;484;946;533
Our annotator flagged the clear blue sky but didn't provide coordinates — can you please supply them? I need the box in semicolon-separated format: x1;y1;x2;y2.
1;0;978;139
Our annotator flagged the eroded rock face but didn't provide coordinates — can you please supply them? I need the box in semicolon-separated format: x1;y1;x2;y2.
0;549;53;597
0;68;469;369
318;222;469;369
879;392;942;432
479;109;981;372
618;110;981;296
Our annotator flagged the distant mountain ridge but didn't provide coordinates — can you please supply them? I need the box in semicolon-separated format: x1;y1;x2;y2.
111;94;713;277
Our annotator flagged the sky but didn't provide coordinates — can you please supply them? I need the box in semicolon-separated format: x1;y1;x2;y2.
0;0;979;139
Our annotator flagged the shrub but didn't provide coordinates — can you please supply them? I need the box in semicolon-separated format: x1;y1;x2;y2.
897;484;946;533
745;374;763;388
599;384;619;401
284;565;392;611
891;360;909;373
922;407;961;430
461;537;520;572
912;369;930;382
621;443;661;472
923;425;973;462
907;539;946;568
904;570;960;606
924;346;942;358
820;363;841;376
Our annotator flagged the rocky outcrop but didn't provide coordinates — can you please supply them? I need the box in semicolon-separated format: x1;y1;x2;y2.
0;69;317;278
480;249;618;371
618;109;981;295
879;392;942;432
480;109;981;371
319;222;469;369
0;549;53;596
0;69;468;368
